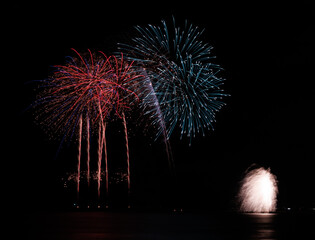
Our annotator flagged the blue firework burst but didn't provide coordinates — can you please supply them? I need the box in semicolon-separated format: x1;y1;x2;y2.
118;18;228;142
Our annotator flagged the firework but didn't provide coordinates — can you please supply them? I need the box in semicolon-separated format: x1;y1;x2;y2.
238;166;278;213
35;49;112;198
35;49;141;205
118;18;228;143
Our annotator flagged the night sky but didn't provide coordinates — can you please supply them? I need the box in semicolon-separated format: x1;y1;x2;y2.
9;1;315;212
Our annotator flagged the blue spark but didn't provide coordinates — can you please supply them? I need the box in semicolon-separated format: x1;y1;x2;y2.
119;18;229;143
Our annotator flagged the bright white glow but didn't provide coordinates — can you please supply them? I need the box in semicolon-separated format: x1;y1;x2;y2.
238;167;278;213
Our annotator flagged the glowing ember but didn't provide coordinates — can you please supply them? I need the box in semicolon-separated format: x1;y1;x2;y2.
238;166;278;213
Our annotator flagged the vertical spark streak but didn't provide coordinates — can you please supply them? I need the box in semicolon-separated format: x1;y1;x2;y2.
122;112;130;205
97;119;103;199
103;122;109;206
142;69;174;170
86;114;90;187
77;115;83;200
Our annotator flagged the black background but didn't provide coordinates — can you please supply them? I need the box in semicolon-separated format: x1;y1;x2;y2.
8;1;315;212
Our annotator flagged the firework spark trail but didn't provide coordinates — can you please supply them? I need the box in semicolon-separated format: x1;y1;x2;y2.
86;114;90;187
141;69;174;170
97;100;106;200
103;122;108;206
238;166;278;213
122;111;130;205
100;120;107;203
77;115;82;199
97;120;103;199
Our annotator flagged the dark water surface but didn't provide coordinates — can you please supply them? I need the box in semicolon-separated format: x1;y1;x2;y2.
23;211;315;240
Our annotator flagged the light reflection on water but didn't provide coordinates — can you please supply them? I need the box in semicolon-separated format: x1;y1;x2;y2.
24;211;315;240
245;213;277;240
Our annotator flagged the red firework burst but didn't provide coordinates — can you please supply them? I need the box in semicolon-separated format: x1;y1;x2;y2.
36;49;140;136
35;49;143;206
